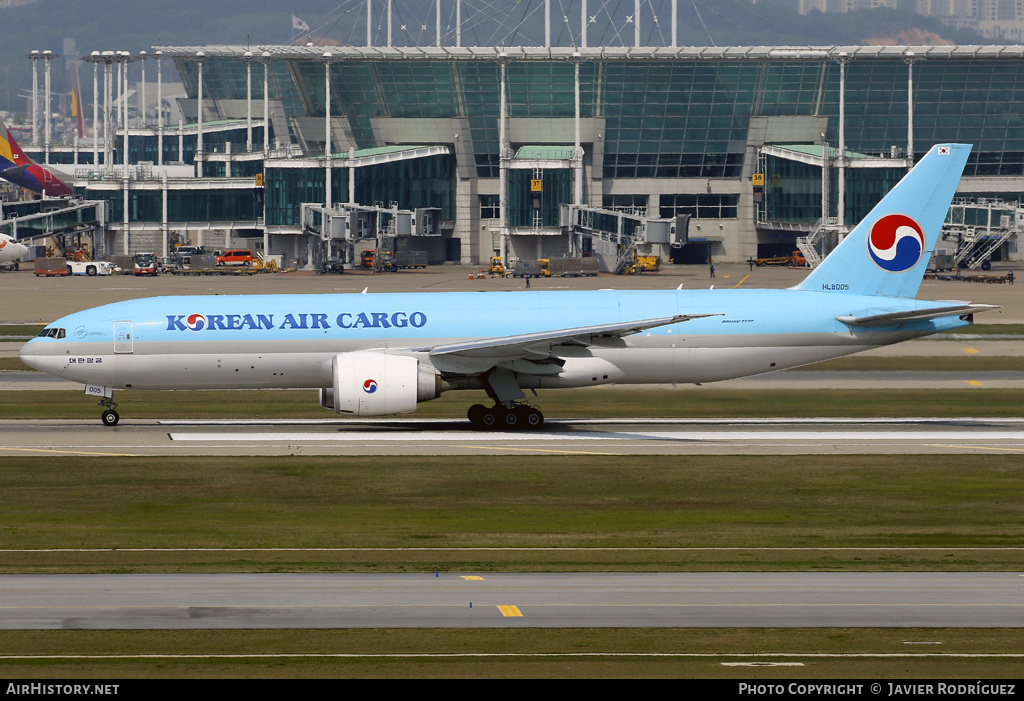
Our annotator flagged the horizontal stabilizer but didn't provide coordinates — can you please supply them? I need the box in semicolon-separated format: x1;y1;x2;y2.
836;304;999;327
0;164;28;178
416;313;721;358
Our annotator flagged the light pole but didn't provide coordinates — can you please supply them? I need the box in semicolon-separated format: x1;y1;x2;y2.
42;50;56;165
243;51;254;153
194;50;205;177
138;50;147;128
155;50;163;166
260;51;271;157
26;50;39;148
323;52;333;210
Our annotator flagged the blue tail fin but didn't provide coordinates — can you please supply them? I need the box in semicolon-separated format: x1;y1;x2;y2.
796;143;971;299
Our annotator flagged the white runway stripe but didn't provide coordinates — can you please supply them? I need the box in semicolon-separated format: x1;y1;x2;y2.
168;430;1024;442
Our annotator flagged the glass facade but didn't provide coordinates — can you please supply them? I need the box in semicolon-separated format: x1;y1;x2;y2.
82;187;259;223
764;156;905;225
507;169;571;227
265;154;454;226
184;53;1024;180
115;125;265;166
660;194;739;220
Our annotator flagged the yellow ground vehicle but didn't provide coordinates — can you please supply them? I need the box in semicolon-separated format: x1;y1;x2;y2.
621;254;662;275
488;256;506;276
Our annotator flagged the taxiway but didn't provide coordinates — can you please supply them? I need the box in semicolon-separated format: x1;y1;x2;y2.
1;416;1023;456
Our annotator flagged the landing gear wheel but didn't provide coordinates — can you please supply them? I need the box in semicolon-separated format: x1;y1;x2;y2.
467;403;488;427
481;408;499;428
524;407;544;429
101;409;120;426
502;407;520;429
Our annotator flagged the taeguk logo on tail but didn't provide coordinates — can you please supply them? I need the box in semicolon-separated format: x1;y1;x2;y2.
363;379;378;394
185;313;207;331
867;213;925;273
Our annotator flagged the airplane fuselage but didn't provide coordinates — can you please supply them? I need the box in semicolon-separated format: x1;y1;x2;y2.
19;288;970;393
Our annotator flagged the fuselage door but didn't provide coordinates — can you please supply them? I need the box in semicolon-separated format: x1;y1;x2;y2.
113;321;133;354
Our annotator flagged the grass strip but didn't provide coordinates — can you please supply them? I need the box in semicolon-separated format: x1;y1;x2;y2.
2;455;1022;571
0;629;1021;678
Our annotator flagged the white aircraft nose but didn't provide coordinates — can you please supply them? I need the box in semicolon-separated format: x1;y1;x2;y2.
18;340;41;371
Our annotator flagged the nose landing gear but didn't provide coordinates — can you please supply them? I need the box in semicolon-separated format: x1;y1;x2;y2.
467;402;544;430
98;397;119;426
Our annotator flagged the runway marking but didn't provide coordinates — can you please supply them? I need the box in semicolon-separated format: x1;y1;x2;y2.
732;274;750;288
167;429;1024;443
966;380;984;386
964;347;979;354
6;603;1020;611
154;417;1024;426
461;576;484;580
722;662;805;667
463;445;621;456
0;447;141;457
5;546;1024;552
931;444;1024;453
1;653;1022;660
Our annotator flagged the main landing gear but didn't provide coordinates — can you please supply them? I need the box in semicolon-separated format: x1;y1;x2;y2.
467;402;544;430
99;397;119;426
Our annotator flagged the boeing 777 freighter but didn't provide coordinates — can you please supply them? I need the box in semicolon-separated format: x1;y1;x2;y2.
20;143;994;428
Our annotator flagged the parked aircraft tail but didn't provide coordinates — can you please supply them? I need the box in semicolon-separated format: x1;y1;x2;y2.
0;117;75;197
796;143;971;299
69;62;85;140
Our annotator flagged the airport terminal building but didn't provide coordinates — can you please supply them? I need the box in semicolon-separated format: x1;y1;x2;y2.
14;43;1024;269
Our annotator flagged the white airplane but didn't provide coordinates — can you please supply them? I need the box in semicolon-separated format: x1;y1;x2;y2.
20;143;996;427
0;233;29;268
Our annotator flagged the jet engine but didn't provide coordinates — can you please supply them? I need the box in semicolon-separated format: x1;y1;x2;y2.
319;352;446;416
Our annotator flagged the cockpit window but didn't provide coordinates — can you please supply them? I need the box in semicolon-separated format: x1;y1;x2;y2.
36;328;65;339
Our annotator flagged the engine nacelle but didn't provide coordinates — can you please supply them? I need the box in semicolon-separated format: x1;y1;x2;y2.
323;352;444;416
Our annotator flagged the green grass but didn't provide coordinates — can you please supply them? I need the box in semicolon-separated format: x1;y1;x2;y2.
2;455;1022;572
1;628;1021;678
0;324;44;339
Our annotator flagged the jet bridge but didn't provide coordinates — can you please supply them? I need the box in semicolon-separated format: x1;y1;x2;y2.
559;204;688;273
301;202;445;272
0;199;107;257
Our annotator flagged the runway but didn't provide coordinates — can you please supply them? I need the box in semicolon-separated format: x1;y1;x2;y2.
2;572;1021;629
2;416;1024;456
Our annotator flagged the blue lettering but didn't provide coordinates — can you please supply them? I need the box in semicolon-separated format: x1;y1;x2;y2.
336;313;353;328
353;312;372;328
226;314;242;330
391;312;408;328
311;313;330;329
280;313;301;330
256;314;274;329
371;312;390;328
208;315;226;330
166;315;187;331
410;311;427;328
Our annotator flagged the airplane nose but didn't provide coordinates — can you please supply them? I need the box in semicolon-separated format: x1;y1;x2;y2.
18;340;41;371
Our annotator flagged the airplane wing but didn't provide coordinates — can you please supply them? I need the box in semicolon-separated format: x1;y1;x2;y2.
836;303;999;327
413;313;720;359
